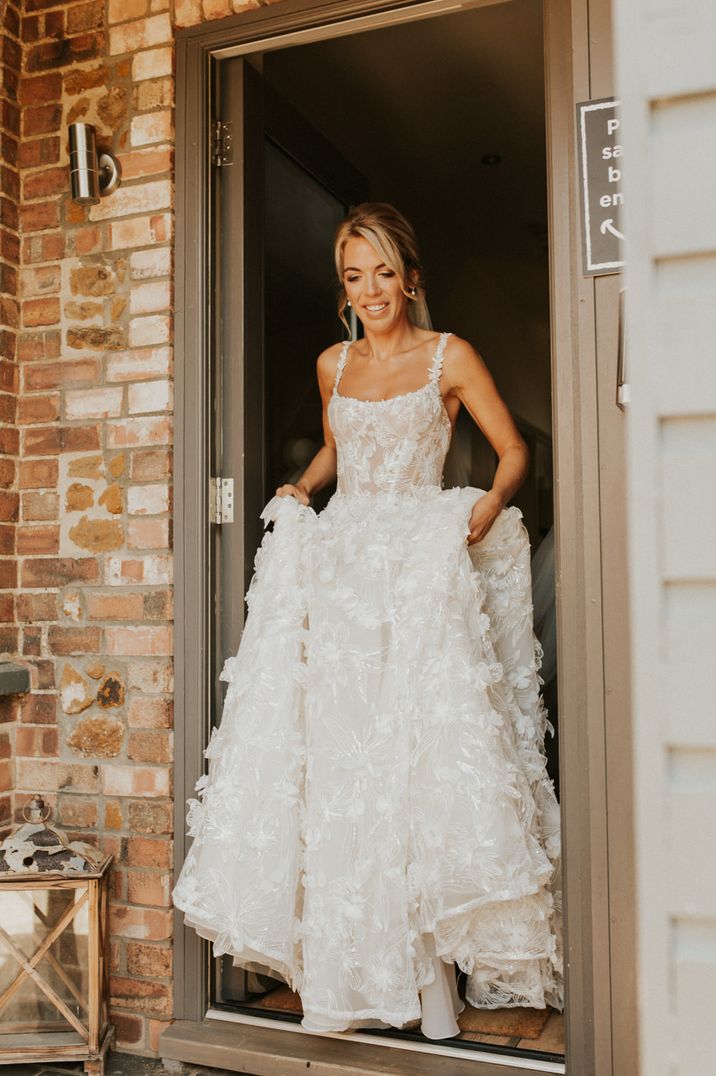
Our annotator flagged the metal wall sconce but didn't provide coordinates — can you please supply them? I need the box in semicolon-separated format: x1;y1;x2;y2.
68;123;121;206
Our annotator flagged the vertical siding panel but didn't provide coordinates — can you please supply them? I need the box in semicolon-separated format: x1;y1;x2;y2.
614;1;716;1072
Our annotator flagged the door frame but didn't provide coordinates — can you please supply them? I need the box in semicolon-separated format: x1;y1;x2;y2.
167;0;637;1073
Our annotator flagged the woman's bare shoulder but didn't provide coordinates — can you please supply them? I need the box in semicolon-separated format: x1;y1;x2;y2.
316;341;345;393
443;333;491;384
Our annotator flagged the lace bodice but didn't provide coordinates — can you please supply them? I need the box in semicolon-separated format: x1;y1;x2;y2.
327;331;453;495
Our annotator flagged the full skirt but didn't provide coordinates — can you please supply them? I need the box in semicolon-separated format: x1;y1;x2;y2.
172;485;563;1030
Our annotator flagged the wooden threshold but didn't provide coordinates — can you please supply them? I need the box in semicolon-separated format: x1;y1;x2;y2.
160;1015;565;1076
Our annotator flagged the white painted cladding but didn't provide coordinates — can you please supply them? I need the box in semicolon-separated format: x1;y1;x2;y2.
613;1;716;1073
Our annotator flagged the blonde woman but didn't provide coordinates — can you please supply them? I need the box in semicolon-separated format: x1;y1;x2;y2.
173;202;563;1040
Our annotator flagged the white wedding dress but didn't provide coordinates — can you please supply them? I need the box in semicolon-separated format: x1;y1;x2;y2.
173;331;564;1037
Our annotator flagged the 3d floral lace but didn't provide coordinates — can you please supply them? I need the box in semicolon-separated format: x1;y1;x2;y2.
172;331;564;1033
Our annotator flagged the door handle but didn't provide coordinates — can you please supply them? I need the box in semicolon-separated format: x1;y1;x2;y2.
616;284;630;409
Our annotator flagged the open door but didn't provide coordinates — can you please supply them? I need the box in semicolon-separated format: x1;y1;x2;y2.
210;55;369;1009
168;1;637;1073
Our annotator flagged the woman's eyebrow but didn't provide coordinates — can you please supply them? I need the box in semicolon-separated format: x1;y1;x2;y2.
343;263;388;273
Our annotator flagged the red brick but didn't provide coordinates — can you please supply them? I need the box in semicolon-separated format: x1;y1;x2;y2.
24;359;98;391
70;224;102;256
18;73;62;105
24;34;103;72
17;328;61;362
0;197;19;236
44;10;64;37
127;697;172;730
22;295;60;326
23;166;66;200
0;760;14;795
127;798;172;835
22;102;62;137
0;563;18;589
0;594;15;622
19;693;56;725
0;293;19;328
128;729;171;765
18;135;60;169
22;230;64;264
130;449;171;482
22;626;42;657
109;903;172;940
106;625;172;657
20;263;61;297
66;1;103;34
109;976;171;1016
0;698;21;725
23;423;100;455
17;394;60;424
0;491;19;522
3;2;19;35
0;427;19;455
127;837;171;870
47;624;101;655
0;524;16;555
19;199;60;233
15;725;58;756
29;660;54;691
86;592;144;621
22;556;99;587
21;490;58;521
111;1011;145;1049
17;523;59;554
15;758;100;794
0;458;16;489
118;147;172;181
57;794;98;828
19;458;58;488
0;392;16;423
127;870;171;908
126;941;172;978
16;592;58;622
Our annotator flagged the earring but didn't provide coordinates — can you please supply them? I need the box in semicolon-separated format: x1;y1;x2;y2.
346;300;352;307
409;287;417;296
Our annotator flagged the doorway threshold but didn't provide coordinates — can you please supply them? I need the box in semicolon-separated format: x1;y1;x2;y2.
201;1006;566;1073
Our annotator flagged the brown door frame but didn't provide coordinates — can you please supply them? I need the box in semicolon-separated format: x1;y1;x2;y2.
167;0;637;1072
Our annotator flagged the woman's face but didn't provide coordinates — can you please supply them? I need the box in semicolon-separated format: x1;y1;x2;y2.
341;236;413;332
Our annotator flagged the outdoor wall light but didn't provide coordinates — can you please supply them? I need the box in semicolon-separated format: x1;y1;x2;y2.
68;122;121;205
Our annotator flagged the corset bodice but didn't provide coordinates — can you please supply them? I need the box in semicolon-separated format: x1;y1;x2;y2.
327;331;453;496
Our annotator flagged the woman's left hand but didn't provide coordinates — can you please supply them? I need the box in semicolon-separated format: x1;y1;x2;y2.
467;490;505;546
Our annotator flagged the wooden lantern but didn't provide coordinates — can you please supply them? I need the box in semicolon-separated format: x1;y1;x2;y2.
0;796;114;1075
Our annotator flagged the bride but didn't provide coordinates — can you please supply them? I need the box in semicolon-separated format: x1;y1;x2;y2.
279;209;527;548
173;201;563;1040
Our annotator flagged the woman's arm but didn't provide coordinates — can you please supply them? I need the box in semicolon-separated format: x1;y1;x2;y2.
275;346;340;505
443;336;530;544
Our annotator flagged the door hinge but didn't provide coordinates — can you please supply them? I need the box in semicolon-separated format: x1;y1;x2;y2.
209;477;234;524
211;120;234;167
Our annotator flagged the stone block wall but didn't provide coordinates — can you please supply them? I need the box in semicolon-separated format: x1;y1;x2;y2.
1;0;266;1056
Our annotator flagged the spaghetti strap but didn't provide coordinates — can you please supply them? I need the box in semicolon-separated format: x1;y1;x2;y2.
428;331;452;385
332;339;351;396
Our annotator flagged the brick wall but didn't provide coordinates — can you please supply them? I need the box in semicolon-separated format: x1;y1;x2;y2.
2;0;264;1056
0;0;22;830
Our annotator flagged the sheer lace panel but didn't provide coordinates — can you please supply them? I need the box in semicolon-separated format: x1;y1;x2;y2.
328;332;453;495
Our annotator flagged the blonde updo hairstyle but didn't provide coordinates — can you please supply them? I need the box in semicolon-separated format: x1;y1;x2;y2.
333;202;430;334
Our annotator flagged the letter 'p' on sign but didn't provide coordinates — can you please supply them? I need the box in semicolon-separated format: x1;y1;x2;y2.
576;97;626;276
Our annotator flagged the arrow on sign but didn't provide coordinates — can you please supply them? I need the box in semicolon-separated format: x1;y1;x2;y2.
600;218;625;241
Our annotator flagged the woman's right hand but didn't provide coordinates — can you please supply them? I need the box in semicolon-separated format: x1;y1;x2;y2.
275;483;310;506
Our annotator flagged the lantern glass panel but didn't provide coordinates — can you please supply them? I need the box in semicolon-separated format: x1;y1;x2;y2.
0;886;89;1043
